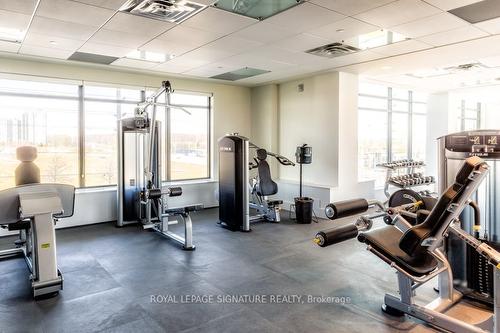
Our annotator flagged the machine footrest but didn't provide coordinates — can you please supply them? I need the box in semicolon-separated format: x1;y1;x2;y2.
266;200;283;206
164;204;203;215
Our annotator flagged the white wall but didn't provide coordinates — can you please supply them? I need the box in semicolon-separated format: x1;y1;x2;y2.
250;84;279;176
249;71;376;217
0;55;251;235
278;72;340;187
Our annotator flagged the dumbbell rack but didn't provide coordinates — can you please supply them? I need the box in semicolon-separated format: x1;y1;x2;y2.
377;159;435;198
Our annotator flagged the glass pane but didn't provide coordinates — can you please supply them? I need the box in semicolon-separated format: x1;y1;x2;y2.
358;110;388;187
392;87;409;100
412;102;427;114
464;119;479;131
465;109;479;118
412;91;428;103
84;101;119;186
392;100;408;112
0;95;79;189
85;85;142;102
359;96;387;110
170;106;209;180
359;81;387;97
170;92;209;107
214;0;300;20
0;78;78;97
391;113;409;161
412;114;426;161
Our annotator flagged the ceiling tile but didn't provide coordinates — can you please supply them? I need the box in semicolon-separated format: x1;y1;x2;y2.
204;36;263;54
307;17;379;41
154;62;194;73
0;0;37;14
423;0;484;11
111;58;158;69
371;39;431;56
329;50;382;68
161;54;212;68
354;0;441;28
71;0;127;10
183;67;226;77
418;25;488;46
233;22;295;44
36;0;115;27
273;33;329;52
264;2;345;33
23;32;84;51
103;12;174;38
247;46;326;66
391;12;468;38
309;0;395;16
478;55;500;67
79;41;134;57
140;39;195;57
157;25;223;47
182;7;256;34
475;17;500;34
0;40;21;53
28;16;97;40
0;9;31;30
174;47;233;65
223;53;296;71
19;44;73;59
89;29;150;48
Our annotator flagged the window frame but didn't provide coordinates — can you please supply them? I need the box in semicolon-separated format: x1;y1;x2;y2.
358;83;428;185
163;89;212;183
0;74;213;189
458;99;481;131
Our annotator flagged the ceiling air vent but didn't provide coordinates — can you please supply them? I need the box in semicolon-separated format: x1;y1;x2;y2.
306;42;361;58
119;0;206;23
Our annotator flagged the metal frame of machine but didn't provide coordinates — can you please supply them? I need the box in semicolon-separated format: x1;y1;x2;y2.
315;158;500;333
117;80;201;250
0;184;75;298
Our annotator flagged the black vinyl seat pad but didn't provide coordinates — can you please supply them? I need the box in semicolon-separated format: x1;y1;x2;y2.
358;226;438;277
256;160;278;196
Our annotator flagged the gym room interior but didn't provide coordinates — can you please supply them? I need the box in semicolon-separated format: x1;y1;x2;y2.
1;0;500;332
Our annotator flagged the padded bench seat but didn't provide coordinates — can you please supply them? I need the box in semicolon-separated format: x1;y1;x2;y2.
358;225;438;277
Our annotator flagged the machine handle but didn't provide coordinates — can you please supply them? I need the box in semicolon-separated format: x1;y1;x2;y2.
314;225;359;247
168;187;182;197
325;198;369;220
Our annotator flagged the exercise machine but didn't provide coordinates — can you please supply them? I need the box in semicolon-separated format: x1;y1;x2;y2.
0;146;75;298
439;130;500;305
315;156;500;333
218;134;294;231
117;81;202;250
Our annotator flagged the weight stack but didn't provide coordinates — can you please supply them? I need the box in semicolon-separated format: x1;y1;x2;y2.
465;242;494;305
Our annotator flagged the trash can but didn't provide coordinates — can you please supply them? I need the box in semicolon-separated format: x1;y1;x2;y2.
295;197;314;224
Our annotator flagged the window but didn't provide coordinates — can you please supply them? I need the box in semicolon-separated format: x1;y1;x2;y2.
156;91;211;181
0;75;212;190
83;85;142;187
0;79;79;189
457;100;481;131
358;81;428;186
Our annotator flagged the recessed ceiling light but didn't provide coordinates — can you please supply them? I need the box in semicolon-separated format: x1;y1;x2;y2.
49;40;57;45
126;50;174;63
336;29;345;33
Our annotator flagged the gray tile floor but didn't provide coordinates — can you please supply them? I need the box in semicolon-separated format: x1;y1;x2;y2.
0;208;438;333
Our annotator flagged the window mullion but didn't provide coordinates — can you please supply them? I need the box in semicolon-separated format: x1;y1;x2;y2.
387;87;392;162
408;90;413;159
78;85;85;188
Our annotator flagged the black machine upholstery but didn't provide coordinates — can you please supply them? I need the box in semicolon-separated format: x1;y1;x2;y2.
359;156;486;277
255;149;279;196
